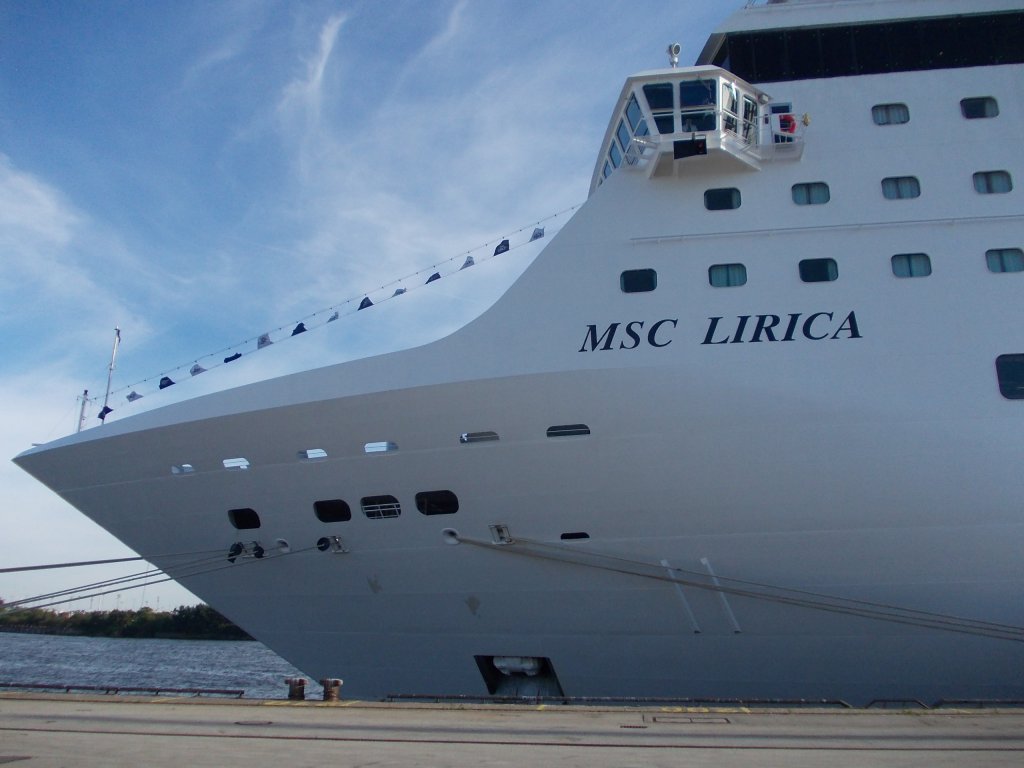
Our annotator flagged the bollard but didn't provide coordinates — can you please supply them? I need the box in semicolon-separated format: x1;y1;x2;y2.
320;678;343;701
285;676;307;700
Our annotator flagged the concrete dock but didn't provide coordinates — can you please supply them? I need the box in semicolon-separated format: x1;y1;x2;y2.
1;693;1022;767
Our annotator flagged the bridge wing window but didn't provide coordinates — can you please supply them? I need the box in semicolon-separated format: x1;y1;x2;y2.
625;94;648;136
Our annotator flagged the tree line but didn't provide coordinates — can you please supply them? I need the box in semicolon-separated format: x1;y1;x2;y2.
0;599;252;640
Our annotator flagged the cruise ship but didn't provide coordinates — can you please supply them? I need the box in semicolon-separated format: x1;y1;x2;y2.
14;0;1024;705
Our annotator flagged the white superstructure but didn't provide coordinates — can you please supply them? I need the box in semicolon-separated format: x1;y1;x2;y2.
14;0;1024;705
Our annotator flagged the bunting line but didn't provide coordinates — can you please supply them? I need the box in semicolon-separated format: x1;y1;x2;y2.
82;204;582;422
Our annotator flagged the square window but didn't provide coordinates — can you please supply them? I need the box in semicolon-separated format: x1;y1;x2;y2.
799;258;838;283
704;188;741;210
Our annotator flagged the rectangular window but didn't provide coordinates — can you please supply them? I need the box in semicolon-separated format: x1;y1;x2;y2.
872;103;910;125
460;430;499;443
615;120;631;155
974;171;1013;194
415;490;459;516
882;176;921;199
799;258;838;283
620;269;657;293
643;83;675;134
314;499;351;523
679;79;717;132
986;248;1024;273
961;97;999;119
996;355;1024;399
891;253;932;278
708;263;747;287
625;94;644;132
608;142;621;169
792;182;830;205
547;424;591;437
704;188;741;210
364;441;398;454
228;508;261;530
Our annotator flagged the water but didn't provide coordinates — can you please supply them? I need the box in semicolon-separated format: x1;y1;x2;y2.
0;632;321;699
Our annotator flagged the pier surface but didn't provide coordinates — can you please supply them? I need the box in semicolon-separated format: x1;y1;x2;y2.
1;693;1022;767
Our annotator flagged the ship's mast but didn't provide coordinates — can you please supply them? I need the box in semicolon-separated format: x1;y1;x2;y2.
98;327;121;424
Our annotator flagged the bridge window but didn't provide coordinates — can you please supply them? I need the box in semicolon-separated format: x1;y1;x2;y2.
705;188;741;210
708;263;747;287
228;508;260;530
799;258;838;283
314;499;351;523
974;171;1013;194
872;103;910;125
416;490;459;516
679;79;717;132
891;253;932;278
961;97;999;119
620;269;657;293
882;176;920;200
996;355;1024;399
642;83;675;134
986;248;1024;273
792;182;830;205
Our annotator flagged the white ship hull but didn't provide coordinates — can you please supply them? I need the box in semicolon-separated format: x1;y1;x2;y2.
14;0;1024;704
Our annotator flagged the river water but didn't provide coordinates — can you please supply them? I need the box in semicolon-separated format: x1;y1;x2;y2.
0;632;320;699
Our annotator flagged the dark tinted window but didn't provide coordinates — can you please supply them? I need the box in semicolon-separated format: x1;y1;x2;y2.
314;499;351;523
961;97;999;119
706;13;1024;83
996;355;1024;399
620;269;657;293
415;490;459;516
704;188;741;210
228;508;261;529
799;258;838;283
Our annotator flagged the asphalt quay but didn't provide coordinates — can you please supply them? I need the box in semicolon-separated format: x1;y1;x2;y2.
1;693;1023;768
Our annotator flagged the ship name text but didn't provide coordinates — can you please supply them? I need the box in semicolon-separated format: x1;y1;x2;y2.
578;311;861;352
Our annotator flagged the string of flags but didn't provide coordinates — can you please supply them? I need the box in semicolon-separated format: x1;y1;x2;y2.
90;207;580;421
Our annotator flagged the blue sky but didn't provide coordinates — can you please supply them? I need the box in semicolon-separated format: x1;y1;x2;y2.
1;0;729;610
